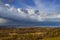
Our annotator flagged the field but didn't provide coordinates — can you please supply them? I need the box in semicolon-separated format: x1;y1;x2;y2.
45;37;60;40
0;27;60;40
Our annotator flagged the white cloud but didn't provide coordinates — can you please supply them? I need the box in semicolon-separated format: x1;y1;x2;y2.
0;1;45;22
17;8;22;13
5;4;10;7
0;1;60;23
57;15;60;18
0;18;8;23
33;0;60;21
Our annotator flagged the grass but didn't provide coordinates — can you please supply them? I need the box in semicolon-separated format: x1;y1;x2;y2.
44;37;60;40
0;27;60;40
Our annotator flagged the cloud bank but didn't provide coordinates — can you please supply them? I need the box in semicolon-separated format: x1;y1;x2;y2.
0;2;45;22
0;0;60;26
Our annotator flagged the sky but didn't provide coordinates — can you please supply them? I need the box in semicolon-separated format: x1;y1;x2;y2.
0;0;60;26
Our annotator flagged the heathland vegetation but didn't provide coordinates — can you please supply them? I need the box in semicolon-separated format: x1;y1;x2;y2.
0;27;60;40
